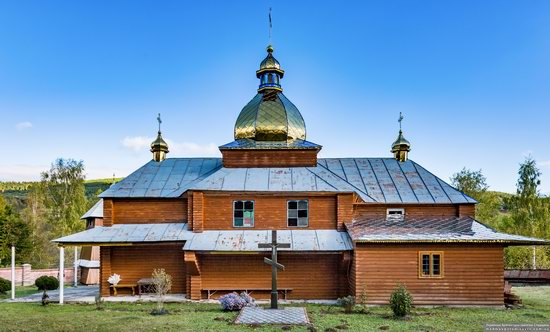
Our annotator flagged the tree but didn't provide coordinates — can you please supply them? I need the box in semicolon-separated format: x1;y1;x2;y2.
451;168;501;228
451;168;488;200
21;159;88;267
503;158;550;269
0;196;32;266
516;157;541;199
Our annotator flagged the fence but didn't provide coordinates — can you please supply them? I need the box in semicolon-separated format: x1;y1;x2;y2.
0;264;76;286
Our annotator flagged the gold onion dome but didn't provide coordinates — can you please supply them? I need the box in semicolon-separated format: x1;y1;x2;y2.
234;46;306;142
151;114;169;162
391;130;411;162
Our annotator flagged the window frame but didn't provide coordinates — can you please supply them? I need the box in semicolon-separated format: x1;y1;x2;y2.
232;200;255;228
418;251;444;279
386;208;405;222
287;199;309;227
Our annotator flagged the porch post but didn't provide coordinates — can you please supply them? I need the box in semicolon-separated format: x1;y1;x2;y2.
73;247;78;287
11;246;15;300
532;245;536;270
59;246;64;304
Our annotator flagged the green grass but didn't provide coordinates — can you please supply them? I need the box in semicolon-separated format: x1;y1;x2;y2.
0;286;549;332
0;286;39;300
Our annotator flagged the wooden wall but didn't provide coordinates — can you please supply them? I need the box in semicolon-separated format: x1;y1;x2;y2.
100;245;186;296
353;204;476;219
352;244;504;305
103;199;187;226
202;193;337;230
220;149;318;168
198;253;347;299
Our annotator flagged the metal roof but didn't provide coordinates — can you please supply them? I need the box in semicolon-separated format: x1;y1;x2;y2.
81;199;103;219
53;223;193;245
99;157;476;204
346;216;549;245
219;138;321;150
99;158;222;198
183;229;353;252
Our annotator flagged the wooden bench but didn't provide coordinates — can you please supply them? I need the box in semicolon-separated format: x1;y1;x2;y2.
137;278;156;295
110;283;137;296
203;288;293;300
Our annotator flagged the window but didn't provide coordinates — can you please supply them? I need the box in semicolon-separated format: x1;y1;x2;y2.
233;200;254;227
386;208;405;222
418;251;444;278
288;200;308;227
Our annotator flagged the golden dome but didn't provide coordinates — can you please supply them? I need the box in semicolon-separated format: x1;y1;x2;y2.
151;131;169;162
391;130;411;162
259;45;280;70
235;91;306;142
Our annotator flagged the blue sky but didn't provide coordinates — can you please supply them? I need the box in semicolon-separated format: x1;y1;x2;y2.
0;1;549;194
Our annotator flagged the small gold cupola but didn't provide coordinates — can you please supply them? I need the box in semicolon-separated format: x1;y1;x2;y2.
150;113;169;162
391;112;411;162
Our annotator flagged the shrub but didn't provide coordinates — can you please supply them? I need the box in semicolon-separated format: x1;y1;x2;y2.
336;296;356;314
35;276;59;291
151;268;172;315
390;284;413;317
219;292;247;311
0;277;11;294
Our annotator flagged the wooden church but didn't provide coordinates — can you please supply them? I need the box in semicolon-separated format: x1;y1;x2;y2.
55;45;548;305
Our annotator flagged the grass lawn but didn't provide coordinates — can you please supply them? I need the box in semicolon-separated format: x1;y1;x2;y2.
0;286;39;300
0;286;549;332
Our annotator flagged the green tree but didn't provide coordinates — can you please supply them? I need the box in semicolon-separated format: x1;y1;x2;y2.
451;168;501;228
451;168;488;200
0;196;32;266
39;158;87;237
21;159;88;267
503;158;550;269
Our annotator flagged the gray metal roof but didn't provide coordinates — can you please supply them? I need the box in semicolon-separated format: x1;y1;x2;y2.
219;139;321;150
81;199;103;219
183;229;353;252
99;157;476;204
99;158;222;198
347;216;549;245
53;223;193;244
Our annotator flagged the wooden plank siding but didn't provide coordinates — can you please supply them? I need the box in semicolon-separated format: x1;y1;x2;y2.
353;204;476;219
105;199;187;225
202;193;338;230
221;150;318;168
337;194;353;231
352;244;504;305
100;245;186;296
197;253;348;299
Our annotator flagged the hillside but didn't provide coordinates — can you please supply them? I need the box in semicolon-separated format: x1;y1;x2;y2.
0;178;123;201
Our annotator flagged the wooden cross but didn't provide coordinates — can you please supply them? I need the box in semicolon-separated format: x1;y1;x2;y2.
258;230;291;309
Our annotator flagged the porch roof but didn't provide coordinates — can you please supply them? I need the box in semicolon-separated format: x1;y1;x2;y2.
183;229;353;252
347;216;550;245
52;223;192;245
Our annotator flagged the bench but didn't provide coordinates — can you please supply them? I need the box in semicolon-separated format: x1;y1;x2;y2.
137;278;156;295
203;288;293;300
110;283;137;296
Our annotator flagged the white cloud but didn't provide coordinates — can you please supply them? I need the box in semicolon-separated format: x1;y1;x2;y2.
121;136;219;157
539;160;550;169
15;121;33;131
121;136;151;152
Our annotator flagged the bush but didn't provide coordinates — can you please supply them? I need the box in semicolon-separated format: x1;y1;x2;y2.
219;292;247;311
336;296;356;313
35;276;59;291
390;284;413;317
151;268;172;315
0;277;11;294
